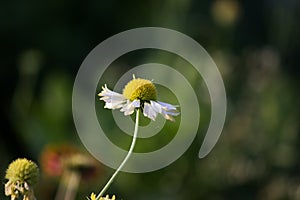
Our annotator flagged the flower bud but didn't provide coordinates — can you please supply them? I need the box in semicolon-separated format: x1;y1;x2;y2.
5;158;39;200
5;158;39;186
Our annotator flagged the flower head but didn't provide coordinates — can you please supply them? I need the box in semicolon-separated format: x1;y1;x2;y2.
89;193;97;200
88;193;116;200
5;158;39;200
123;78;157;101
99;195;116;200
40;144;102;181
98;75;179;121
65;153;102;180
40;144;76;177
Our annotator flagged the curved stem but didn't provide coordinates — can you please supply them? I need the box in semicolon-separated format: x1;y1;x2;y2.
96;109;140;199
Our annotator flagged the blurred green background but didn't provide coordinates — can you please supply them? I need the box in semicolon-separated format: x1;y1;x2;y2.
1;0;300;199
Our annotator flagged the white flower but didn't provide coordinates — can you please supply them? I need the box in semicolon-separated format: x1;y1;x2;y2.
98;77;179;121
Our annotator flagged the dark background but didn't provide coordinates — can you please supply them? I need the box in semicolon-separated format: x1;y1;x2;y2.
1;0;300;199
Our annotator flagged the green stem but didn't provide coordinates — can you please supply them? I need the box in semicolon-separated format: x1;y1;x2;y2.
55;170;81;200
64;171;81;200
96;109;140;199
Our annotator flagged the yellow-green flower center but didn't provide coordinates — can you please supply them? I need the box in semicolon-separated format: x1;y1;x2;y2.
5;158;39;186
123;78;157;101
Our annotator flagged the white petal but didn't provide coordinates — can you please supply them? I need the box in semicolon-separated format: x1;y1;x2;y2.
143;102;158;121
157;101;180;121
4;181;12;196
120;100;140;115
150;101;162;113
143;101;180;121
24;182;30;191
157;101;178;110
98;84;126;109
131;99;141;107
164;115;175;121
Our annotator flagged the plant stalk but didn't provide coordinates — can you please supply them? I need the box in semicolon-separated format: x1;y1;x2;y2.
96;109;140;199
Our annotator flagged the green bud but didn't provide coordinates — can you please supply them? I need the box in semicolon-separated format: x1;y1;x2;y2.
5;158;39;186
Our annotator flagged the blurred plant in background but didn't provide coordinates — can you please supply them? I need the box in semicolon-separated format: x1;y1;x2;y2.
5;158;39;200
39;144;103;200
